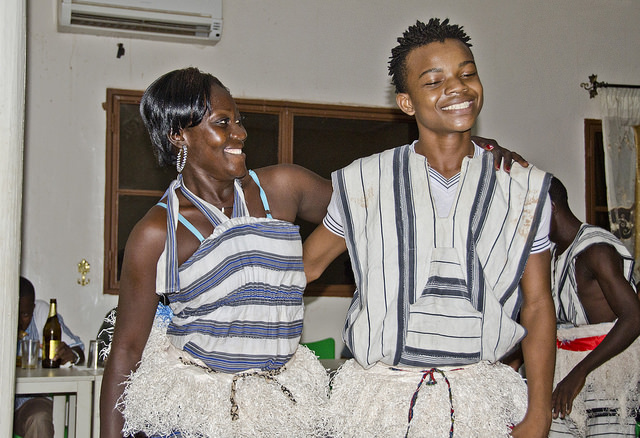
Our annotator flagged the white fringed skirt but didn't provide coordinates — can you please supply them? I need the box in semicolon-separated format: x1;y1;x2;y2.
119;321;331;438
554;322;640;435
327;359;528;438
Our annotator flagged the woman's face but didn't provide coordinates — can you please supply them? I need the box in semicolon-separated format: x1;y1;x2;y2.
180;85;248;181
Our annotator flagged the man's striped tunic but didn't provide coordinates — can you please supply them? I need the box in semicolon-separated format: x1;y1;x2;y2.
331;143;551;368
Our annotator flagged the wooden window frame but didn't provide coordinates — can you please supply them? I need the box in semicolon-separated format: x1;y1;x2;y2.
104;89;415;296
584;118;607;227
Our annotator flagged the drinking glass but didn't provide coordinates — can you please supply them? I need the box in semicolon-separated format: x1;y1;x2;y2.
87;339;99;369
21;339;39;369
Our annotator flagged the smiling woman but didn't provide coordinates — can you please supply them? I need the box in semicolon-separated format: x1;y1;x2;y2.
100;67;335;438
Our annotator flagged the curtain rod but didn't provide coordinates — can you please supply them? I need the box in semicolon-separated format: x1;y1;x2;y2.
581;74;640;98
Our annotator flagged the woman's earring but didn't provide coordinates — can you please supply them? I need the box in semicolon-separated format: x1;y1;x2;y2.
176;145;188;173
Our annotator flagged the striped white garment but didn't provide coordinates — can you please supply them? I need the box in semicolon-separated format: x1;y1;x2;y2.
324;142;551;253
155;175;306;373
331;143;551;368
550;226;638;437
548;387;637;437
552;223;636;325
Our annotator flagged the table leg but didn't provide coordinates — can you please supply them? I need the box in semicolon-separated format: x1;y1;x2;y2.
67;394;76;438
52;395;66;438
75;380;93;437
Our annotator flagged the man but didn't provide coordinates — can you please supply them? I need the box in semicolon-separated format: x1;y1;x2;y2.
548;177;640;436
304;18;555;437
15;276;85;438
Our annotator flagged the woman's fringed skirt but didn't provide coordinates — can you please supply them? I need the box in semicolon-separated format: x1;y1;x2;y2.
119;322;331;438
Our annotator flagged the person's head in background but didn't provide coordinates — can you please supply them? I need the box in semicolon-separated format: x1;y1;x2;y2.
547;176;578;244
18;276;36;333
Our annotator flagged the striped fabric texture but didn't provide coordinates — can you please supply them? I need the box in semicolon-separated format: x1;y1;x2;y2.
155;175;306;373
548;387;637;437
552;224;636;326
333;143;550;368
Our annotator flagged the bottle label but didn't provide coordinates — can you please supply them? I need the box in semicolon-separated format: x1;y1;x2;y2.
46;340;60;360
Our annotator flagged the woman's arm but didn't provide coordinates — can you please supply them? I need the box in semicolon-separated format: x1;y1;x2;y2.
471;135;529;171
100;214;166;438
253;164;332;224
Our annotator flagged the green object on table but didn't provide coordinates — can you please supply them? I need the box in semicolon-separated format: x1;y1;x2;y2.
302;337;335;359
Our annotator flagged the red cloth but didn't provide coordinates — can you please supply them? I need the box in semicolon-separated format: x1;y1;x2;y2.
556;334;606;351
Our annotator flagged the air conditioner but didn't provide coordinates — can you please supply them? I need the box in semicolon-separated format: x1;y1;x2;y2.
58;0;222;45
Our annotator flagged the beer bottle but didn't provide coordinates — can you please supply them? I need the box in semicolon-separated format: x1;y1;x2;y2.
42;298;62;368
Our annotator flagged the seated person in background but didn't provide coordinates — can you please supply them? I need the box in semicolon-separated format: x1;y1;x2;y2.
15;276;85;438
547;176;640;436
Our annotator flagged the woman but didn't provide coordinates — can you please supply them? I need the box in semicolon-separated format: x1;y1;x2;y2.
100;68;333;438
100;67;522;438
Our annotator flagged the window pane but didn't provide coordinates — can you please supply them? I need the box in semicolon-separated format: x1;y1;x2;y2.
292;116;418;179
593;131;607;207
242;112;279;169
293;115;417;284
119;103;176;190
117;195;162;279
595;211;610;231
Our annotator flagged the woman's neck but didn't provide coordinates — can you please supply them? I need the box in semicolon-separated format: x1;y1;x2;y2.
180;171;236;209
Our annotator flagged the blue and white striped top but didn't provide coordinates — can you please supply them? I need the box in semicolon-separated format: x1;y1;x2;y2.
155;173;306;373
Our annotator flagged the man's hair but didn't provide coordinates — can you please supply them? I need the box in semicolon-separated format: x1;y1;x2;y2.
19;276;35;300
389;18;472;94
548;176;570;209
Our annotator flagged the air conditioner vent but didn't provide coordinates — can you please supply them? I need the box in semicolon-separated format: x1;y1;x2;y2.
69;12;214;38
58;0;222;45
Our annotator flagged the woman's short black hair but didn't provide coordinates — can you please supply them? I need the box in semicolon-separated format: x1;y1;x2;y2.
140;67;227;167
389;18;472;94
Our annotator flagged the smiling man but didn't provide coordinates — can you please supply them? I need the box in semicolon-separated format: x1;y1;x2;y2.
304;18;556;437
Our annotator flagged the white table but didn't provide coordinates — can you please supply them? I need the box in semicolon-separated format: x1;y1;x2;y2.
15;366;103;438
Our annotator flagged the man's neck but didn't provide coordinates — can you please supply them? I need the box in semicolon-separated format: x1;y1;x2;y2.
414;134;474;179
553;216;583;256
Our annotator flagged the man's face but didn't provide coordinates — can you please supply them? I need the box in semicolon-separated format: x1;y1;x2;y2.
18;296;35;332
397;39;483;137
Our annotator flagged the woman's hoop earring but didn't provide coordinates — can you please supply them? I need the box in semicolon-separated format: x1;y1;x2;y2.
176;145;188;173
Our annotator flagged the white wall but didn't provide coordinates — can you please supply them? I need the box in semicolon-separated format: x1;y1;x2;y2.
20;0;640;350
1;0;25;431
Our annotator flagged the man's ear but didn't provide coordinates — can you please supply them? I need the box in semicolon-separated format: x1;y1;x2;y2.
396;93;415;116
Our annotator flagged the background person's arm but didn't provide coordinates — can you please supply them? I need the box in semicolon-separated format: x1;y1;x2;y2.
552;244;640;418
